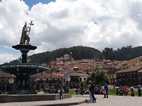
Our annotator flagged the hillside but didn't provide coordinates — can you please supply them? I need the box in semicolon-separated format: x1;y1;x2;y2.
102;46;142;60
3;45;142;65
28;46;101;64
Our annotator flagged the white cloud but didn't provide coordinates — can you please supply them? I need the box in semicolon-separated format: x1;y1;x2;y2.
0;53;17;64
0;0;29;46
29;0;142;49
1;0;142;63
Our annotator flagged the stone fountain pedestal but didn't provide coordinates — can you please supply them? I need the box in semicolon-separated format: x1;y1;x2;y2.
12;44;37;63
0;94;71;103
1;44;47;94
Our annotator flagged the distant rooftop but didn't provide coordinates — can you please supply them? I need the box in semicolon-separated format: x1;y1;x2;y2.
116;66;142;73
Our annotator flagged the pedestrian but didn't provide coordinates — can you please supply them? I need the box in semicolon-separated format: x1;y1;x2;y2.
88;83;93;102
59;86;63;99
130;87;135;96
88;82;96;103
138;87;141;96
80;82;84;95
116;87;119;95
104;81;109;98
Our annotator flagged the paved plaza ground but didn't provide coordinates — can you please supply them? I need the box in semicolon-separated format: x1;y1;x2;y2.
75;95;142;106
0;96;86;106
0;95;142;106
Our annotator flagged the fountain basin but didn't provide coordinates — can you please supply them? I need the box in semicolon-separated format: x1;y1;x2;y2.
0;94;71;103
0;64;48;75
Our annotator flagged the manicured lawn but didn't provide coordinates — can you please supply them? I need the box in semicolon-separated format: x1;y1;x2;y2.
109;88;116;95
68;89;76;96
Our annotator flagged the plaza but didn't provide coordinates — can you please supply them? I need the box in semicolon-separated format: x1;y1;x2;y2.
75;95;142;106
1;0;142;106
0;95;142;106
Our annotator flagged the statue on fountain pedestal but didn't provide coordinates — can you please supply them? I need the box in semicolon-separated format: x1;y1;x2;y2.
12;21;36;63
20;21;34;45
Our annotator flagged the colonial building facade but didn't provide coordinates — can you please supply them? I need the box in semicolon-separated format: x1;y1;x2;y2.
116;66;142;86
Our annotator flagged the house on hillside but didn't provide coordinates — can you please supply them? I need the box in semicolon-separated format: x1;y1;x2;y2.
101;60;121;84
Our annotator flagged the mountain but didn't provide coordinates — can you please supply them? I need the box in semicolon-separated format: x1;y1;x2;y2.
28;46;101;64
3;45;142;65
102;46;142;60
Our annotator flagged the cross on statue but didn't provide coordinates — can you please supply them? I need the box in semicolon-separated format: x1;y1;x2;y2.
20;21;34;45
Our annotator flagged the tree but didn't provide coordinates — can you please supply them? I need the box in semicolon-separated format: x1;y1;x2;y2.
87;70;108;86
49;67;58;73
95;70;108;85
102;48;115;60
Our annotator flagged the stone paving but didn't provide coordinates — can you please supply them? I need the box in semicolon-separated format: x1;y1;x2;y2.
74;95;142;106
0;95;142;106
0;96;86;106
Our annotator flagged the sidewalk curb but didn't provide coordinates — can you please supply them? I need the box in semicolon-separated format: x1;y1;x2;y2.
38;99;87;106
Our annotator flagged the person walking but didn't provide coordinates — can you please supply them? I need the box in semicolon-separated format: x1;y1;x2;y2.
88;82;96;103
104;81;109;98
138;86;141;96
59;86;63;100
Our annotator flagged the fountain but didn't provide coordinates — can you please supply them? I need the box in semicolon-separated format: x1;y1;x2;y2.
0;21;48;94
0;22;70;103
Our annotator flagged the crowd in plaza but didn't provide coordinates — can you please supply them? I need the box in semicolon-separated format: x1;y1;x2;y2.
87;81;109;103
115;85;141;96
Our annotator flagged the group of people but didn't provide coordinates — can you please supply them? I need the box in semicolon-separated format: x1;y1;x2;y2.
116;86;141;96
88;81;109;103
57;80;109;102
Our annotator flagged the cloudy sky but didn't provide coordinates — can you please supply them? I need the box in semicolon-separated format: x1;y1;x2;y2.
0;0;142;64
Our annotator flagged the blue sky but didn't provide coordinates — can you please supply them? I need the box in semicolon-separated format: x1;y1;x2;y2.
25;0;55;7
